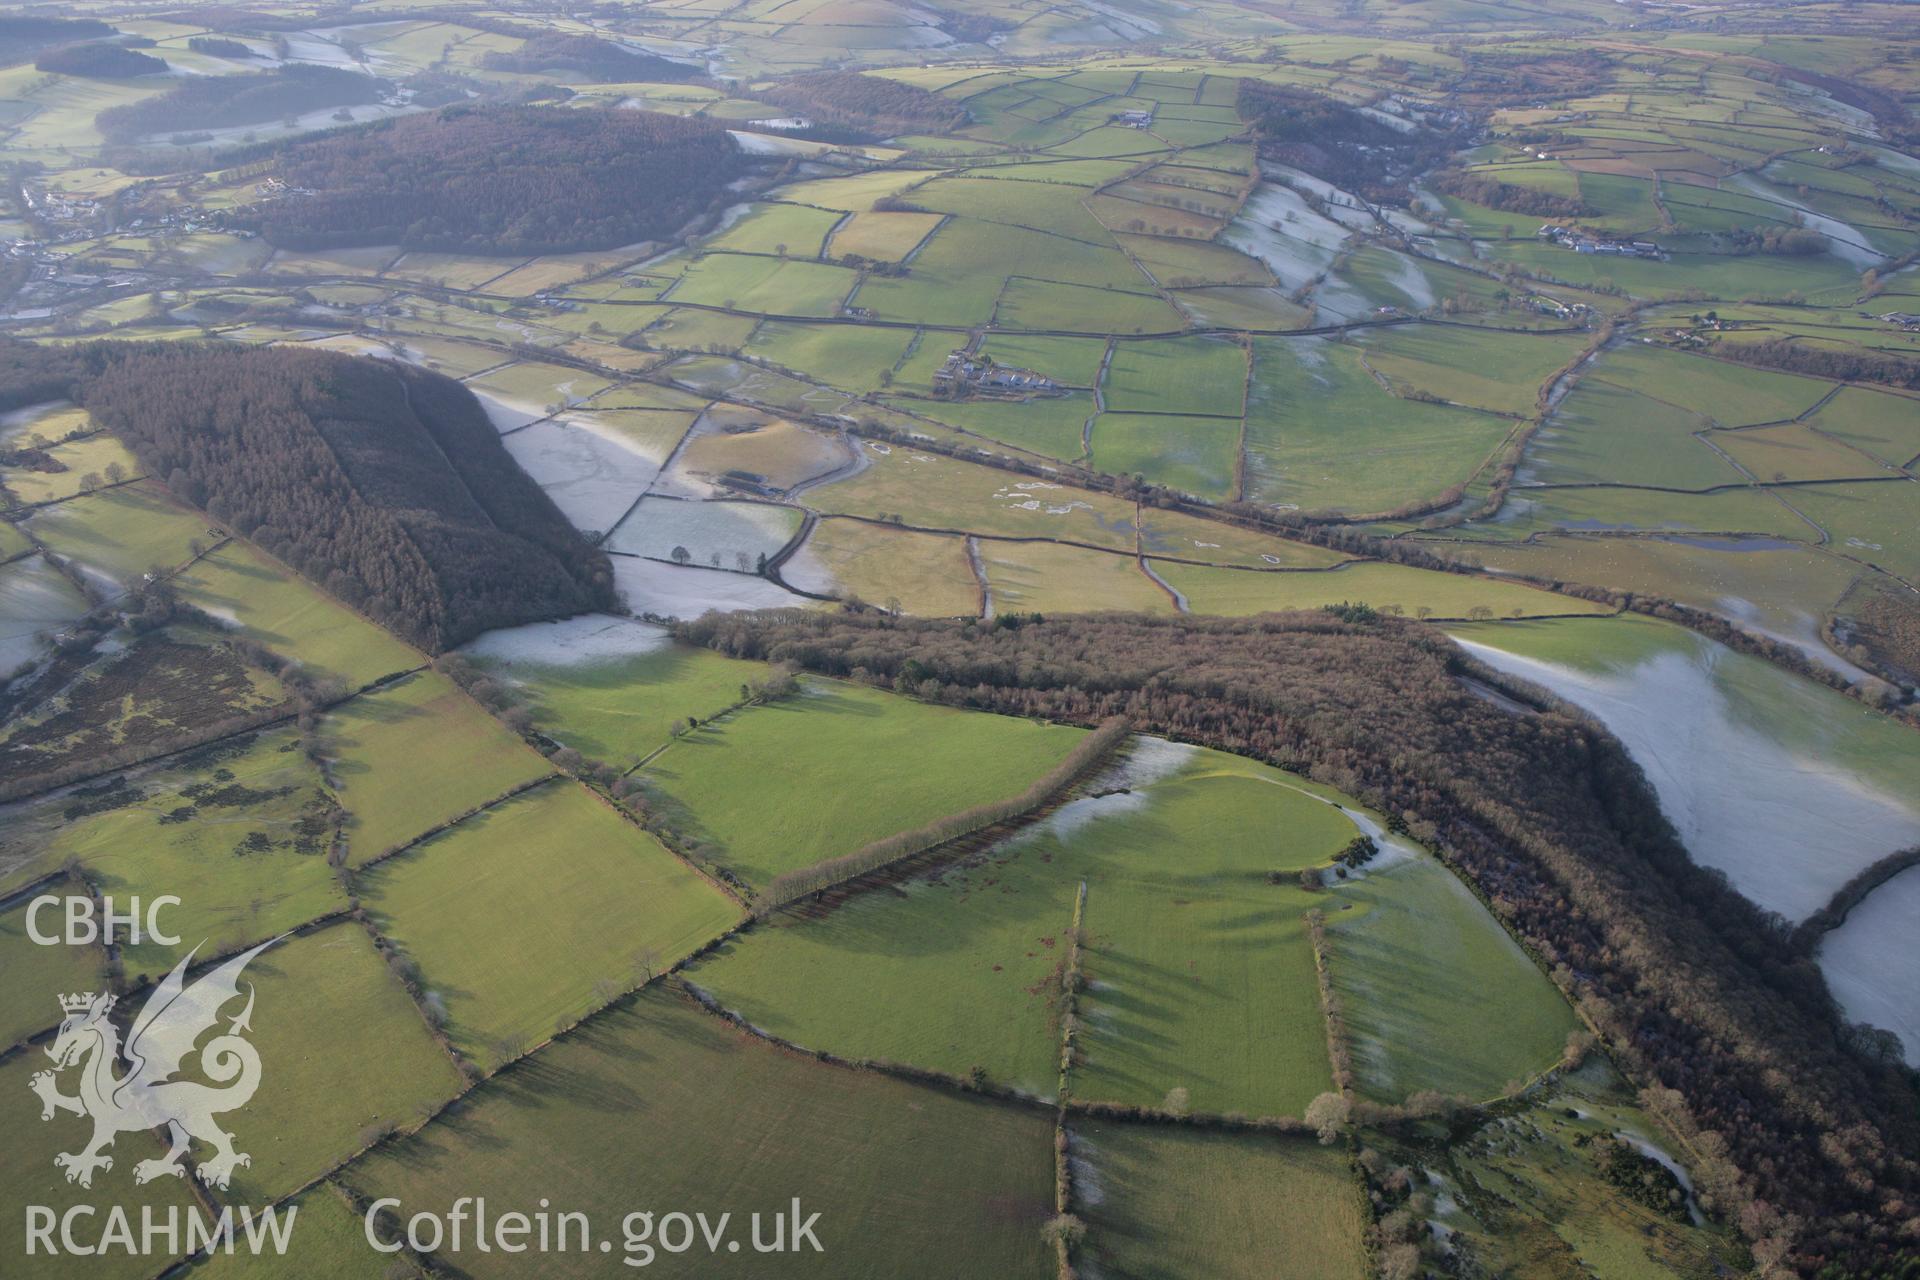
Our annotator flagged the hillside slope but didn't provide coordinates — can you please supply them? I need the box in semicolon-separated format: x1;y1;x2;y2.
78;344;615;651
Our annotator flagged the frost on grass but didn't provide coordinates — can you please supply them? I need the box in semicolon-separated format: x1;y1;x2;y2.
1457;635;1920;922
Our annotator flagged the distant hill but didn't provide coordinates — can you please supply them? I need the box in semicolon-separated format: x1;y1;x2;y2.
248;104;747;255
0;15;115;65
754;71;969;138
34;41;167;78
95;64;387;142
77;345;616;652
481;32;702;83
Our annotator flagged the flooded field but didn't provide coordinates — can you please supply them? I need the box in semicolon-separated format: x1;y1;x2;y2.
1454;616;1920;924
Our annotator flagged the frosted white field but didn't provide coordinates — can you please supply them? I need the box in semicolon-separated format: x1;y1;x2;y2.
1222;183;1350;291
501;416;667;537
0;555;90;676
471;391;547;433
1456;627;1920;923
605;497;803;569
0;400;71;446
1818;866;1920;1065
612;555;807;619
1730;172;1889;268
463;613;672;668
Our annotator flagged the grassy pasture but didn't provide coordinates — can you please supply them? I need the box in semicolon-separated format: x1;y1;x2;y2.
1245;338;1516;515
1464;534;1857;642
910;175;1115;241
1072;1122;1367;1280
743;319;915;393
997;277;1188;335
983;540;1175;614
805;438;1341;568
1714;423;1889;482
18;728;347;979
1157;561;1610;620
1490;482;1819;543
977;334;1110;387
0;892;107;1049
669;254;856;317
1325;853;1578;1104
692;743;1354;1114
826;209;943;261
704;203;846;258
641;679;1085;891
3;434;142;506
1788;480;1920;581
1523;379;1741;490
1102;335;1247;416
1357;324;1587;417
468;634;763;767
643;306;761;352
1589;344;1830;426
1804;386;1920;466
0;1052;201;1280
674;416;846;491
1091;412;1241;499
361;780;740;1072
785;517;981;616
325;671;550;865
894;390;1094;460
22;481;210;588
1062;754;1354;1117
344;987;1058;1279
188;1186;410;1280
214;923;465;1205
172;544;422;687
1120;233;1274;287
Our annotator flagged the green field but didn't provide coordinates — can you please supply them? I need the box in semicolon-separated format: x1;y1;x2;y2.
641;680;1085;891
1157;560;1610;620
0;1052;201;1280
1326;853;1578;1103
1102;335;1247;416
788;518;982;617
325;671;552;864
1357;325;1587;417
693;744;1354;1115
214;923;466;1204
468;635;767;768
0;891;107;1050
172;544;422;687
13;729;348;981
984;540;1176;614
1072;1121;1367;1280
1;434;141;506
1090;412;1242;499
24;482;212;588
343;987;1059;1279
360;780;740;1071
1245;337;1517;515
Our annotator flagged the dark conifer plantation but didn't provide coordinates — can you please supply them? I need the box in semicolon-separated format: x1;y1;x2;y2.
77;344;616;651
248;105;746;254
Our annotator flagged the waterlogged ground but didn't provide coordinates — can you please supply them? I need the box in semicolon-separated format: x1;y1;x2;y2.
0;555;89;676
1818;865;1920;1063
1451;615;1920;924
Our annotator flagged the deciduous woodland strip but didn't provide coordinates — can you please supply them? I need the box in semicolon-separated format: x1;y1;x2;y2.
679;609;1920;1273
751;717;1129;915
1052;882;1088;1280
1305;909;1356;1098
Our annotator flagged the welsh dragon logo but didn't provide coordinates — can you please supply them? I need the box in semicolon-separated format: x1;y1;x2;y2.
30;938;277;1190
